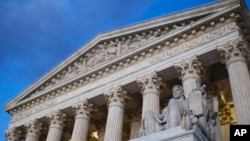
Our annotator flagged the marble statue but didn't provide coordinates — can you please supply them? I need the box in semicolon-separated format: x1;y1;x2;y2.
161;85;191;130
140;84;218;141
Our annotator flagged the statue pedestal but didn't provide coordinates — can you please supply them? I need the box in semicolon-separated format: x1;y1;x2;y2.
129;126;208;141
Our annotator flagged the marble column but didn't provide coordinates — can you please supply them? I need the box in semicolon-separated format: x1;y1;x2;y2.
136;71;164;119
5;127;21;141
175;56;205;98
46;110;66;141
25;119;43;141
128;110;141;139
103;85;130;141
96;120;106;141
217;37;250;124
71;98;96;141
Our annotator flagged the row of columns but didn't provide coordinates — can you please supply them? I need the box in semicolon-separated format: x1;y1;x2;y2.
5;37;250;141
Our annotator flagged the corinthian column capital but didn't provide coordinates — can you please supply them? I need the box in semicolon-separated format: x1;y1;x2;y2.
174;56;205;80
217;37;249;65
72;98;97;119
47;110;67;129
25;119;43;137
5;127;21;141
136;71;164;95
103;85;130;107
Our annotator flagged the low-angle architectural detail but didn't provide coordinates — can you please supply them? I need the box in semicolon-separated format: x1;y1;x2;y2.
4;0;250;140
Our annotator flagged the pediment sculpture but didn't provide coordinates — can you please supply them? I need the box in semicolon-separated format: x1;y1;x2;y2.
140;84;218;141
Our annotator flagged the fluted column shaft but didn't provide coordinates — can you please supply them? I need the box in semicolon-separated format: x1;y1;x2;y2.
25;119;43;141
71;99;96;141
182;73;200;97
227;58;250;123
128;110;141;139
103;86;130;141
175;56;205;98
96;120;105;141
137;72;163;119
5;127;21;141
217;38;250;124
46;110;66;141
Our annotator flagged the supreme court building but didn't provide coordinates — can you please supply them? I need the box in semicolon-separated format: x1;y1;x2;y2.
4;0;250;141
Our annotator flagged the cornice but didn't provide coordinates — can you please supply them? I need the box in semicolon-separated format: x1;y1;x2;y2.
5;0;244;112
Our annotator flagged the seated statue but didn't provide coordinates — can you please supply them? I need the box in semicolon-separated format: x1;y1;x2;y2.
140;85;192;136
161;85;192;130
140;110;161;136
140;84;218;140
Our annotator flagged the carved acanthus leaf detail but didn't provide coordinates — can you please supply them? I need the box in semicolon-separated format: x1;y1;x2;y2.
217;37;249;64
72;98;97;118
5;127;21;141
47;110;67;128
103;85;130;106
174;56;205;79
136;71;164;94
25;119;43;136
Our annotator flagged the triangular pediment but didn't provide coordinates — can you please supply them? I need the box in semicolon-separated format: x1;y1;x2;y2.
5;0;247;112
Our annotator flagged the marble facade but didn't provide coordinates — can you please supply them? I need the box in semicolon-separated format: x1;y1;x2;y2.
4;0;250;141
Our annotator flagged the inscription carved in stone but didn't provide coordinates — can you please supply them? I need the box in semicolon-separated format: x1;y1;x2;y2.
148;22;238;64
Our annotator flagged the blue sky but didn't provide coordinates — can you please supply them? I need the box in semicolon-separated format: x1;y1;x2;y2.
0;0;249;140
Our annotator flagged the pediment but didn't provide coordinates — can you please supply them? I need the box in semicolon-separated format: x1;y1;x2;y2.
5;0;246;112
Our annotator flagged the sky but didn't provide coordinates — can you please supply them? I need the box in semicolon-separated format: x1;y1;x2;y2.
0;0;249;140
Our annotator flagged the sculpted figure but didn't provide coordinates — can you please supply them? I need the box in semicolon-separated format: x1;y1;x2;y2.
189;84;218;141
161;85;191;130
95;44;107;64
140;85;191;136
140;84;218;140
140;110;161;136
107;41;118;60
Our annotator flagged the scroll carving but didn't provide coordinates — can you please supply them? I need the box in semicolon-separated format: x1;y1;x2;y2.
25;119;43;137
174;56;205;79
72;98;97;119
103;85;130;107
136;71;164;95
217;37;249;64
5;127;21;141
47;110;67;128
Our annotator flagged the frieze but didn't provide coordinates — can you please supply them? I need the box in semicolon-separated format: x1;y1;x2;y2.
11;99;56;122
30;22;190;96
148;21;238;64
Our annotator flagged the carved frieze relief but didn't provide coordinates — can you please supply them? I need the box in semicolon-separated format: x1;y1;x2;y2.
148;21;238;64
11;99;56;122
29;21;191;96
